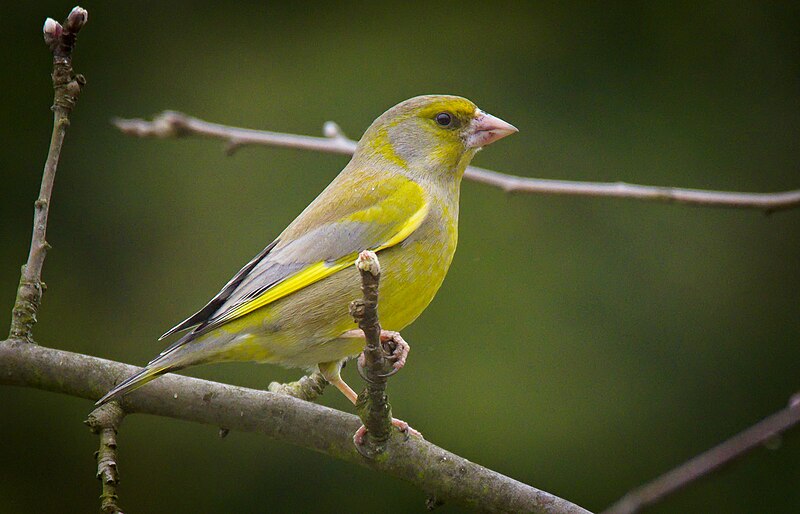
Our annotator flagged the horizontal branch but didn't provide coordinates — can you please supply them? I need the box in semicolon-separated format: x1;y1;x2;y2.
0;339;590;514
113;111;800;212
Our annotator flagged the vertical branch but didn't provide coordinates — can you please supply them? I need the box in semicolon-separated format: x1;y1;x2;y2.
8;6;88;342
86;402;126;514
349;251;393;453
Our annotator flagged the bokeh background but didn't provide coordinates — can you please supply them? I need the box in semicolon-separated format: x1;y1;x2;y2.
2;2;799;513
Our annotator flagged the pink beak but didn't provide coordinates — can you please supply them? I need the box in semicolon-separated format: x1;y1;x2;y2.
466;110;518;148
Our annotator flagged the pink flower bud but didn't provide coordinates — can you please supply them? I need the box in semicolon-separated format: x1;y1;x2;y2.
64;6;88;32
43;17;62;46
43;17;62;37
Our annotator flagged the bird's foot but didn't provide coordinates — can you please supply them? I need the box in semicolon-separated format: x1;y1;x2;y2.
357;330;410;379
380;330;410;372
389;417;422;439
353;417;423;447
341;328;410;376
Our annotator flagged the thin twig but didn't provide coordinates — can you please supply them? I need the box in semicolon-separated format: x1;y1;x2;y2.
9;6;88;343
86;402;126;514
114;111;357;155
0;339;592;514
350;251;393;454
113;111;800;212
602;393;800;514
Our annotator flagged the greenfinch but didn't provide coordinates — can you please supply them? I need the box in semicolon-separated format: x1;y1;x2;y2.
97;95;517;408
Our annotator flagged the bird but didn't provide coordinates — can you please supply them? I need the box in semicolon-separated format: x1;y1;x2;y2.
96;95;517;421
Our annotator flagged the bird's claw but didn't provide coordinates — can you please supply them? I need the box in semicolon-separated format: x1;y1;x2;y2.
355;353;373;382
390;418;411;441
356;331;410;381
356;353;398;380
380;330;410;371
353;424;370;449
392;417;422;440
352;418;423;450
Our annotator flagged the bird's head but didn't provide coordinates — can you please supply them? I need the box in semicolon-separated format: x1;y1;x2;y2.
356;95;517;178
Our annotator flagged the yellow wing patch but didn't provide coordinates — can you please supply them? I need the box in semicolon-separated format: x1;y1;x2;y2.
376;200;428;250
213;259;351;325
211;189;429;326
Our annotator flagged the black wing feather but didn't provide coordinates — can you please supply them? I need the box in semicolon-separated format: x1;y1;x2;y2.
159;239;279;340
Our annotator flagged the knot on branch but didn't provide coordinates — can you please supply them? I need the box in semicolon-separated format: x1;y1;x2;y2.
323;121;348;140
53;74;86;112
85;402;125;434
113;111;193;139
8;273;45;343
268;371;328;401
153;111;192;137
348;298;368;324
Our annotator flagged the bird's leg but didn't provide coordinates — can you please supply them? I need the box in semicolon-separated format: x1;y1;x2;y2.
318;360;360;404
318;357;422;443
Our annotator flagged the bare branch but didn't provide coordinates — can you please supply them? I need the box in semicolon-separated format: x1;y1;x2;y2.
0;339;591;514
9;6;88;342
350;251;393;453
602;394;800;514
113;111;357;155
113;111;800;213
86;403;126;514
463;168;800;212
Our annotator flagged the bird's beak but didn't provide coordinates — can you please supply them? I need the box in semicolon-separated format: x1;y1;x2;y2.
466;110;518;148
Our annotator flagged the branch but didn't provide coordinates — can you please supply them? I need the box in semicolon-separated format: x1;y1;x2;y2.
9;6;88;343
86;403;126;514
350;251;393;452
267;370;328;401
113;111;800;213
0;339;591;514
602;393;800;514
3;11;589;511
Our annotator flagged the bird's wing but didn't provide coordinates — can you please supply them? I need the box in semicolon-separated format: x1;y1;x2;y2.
160;173;429;344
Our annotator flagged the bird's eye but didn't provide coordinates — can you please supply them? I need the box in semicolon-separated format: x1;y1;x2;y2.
435;112;453;127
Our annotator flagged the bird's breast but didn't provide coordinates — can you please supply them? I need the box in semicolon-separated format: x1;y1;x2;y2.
375;194;458;330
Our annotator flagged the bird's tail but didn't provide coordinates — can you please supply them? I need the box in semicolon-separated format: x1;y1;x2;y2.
95;362;174;406
96;332;199;406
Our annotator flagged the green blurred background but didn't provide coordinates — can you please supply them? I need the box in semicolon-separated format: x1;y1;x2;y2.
2;2;798;513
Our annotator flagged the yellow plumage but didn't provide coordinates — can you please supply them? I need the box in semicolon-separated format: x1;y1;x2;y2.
97;95;516;406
